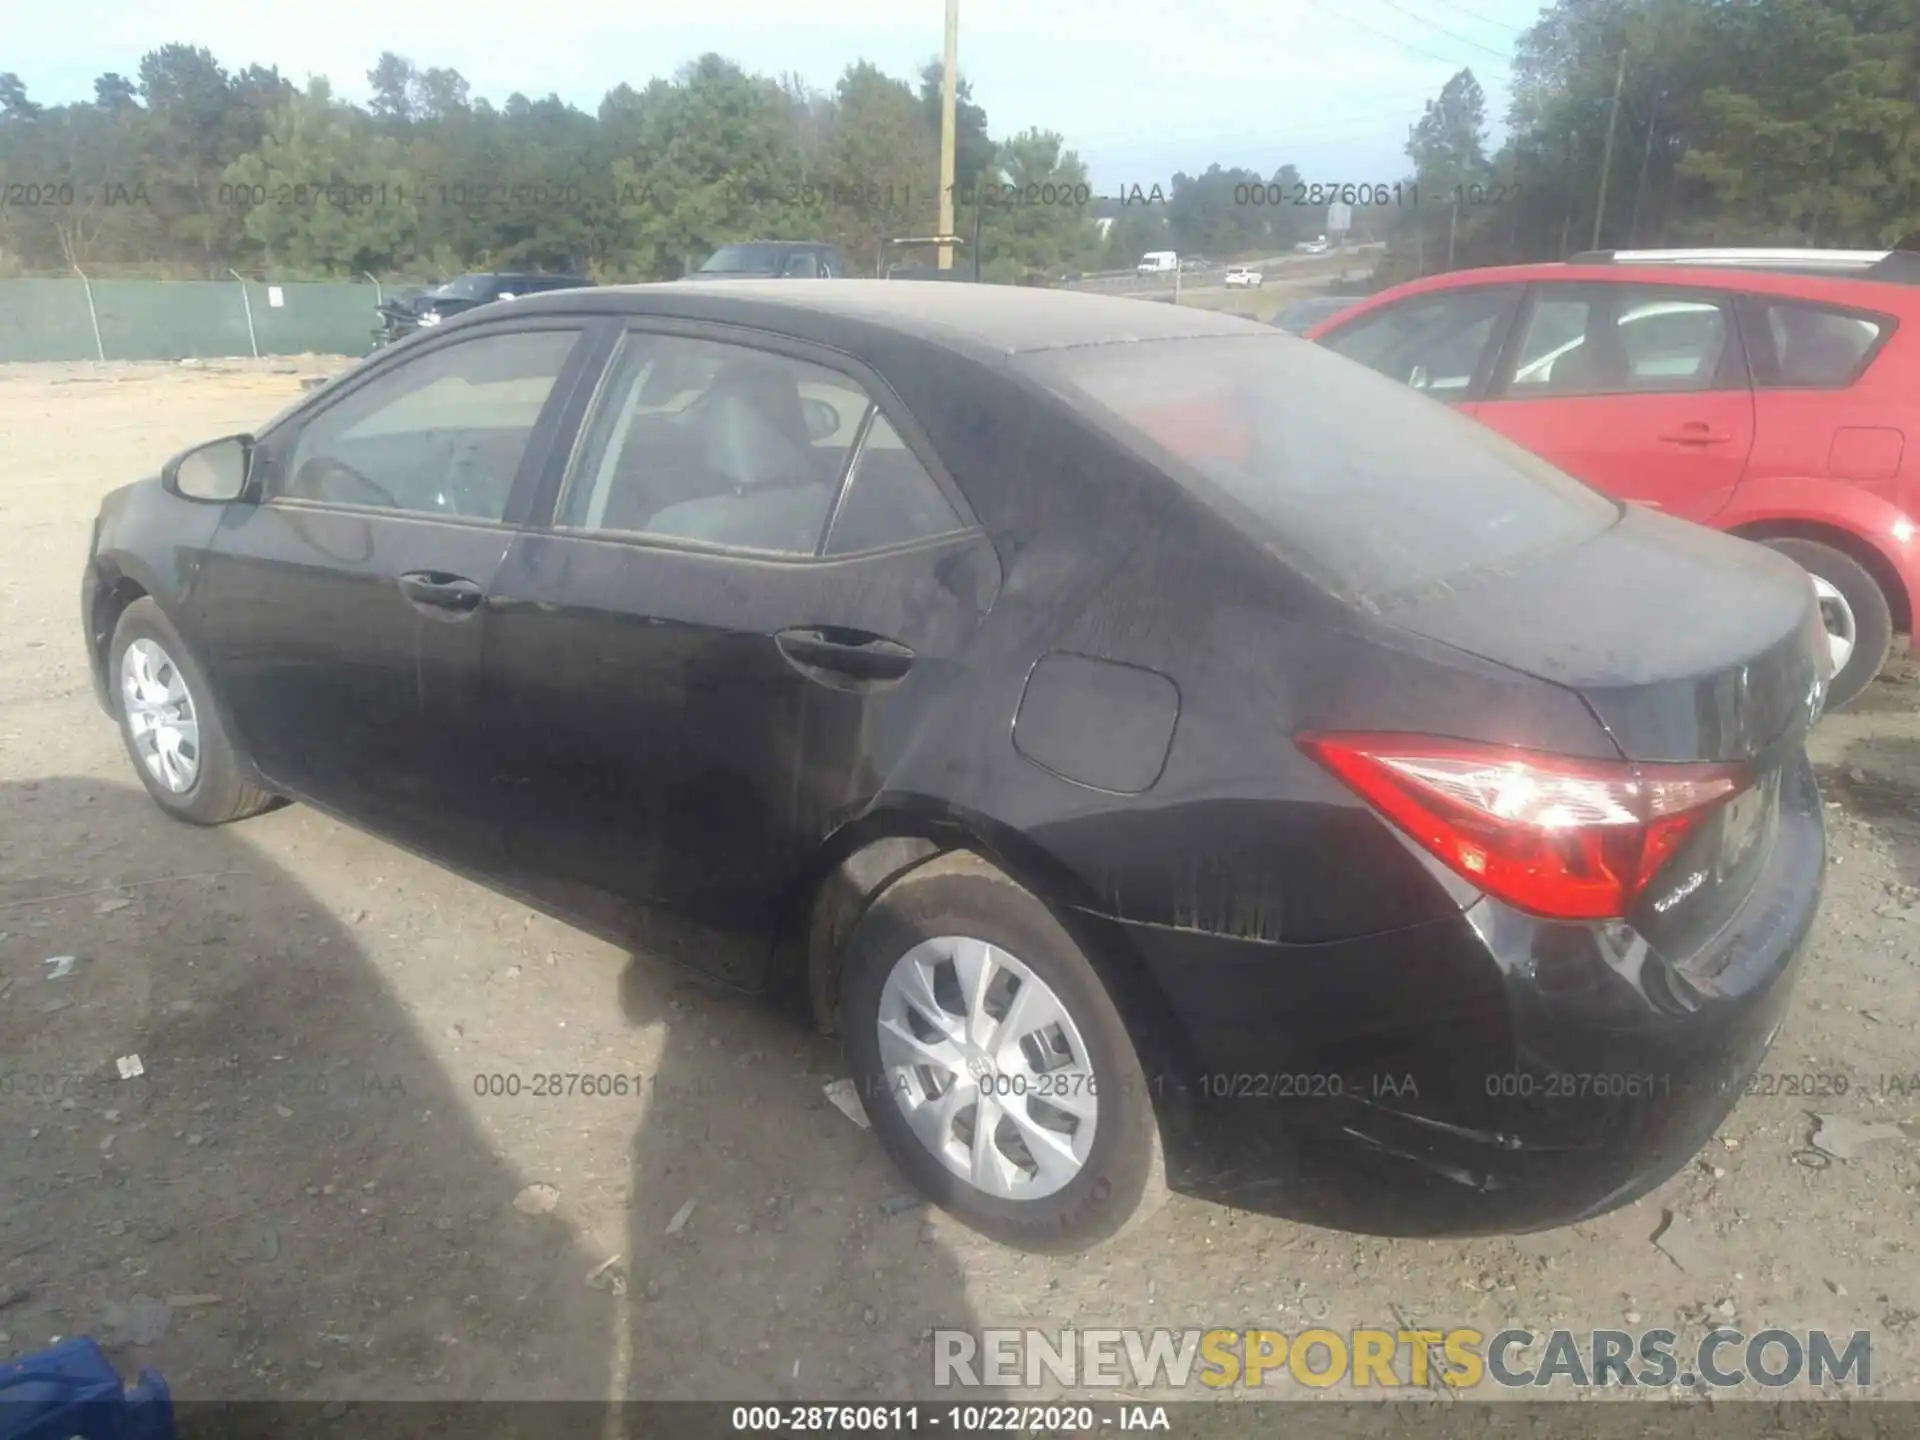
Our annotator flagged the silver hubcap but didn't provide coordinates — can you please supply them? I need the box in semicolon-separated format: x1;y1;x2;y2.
876;936;1098;1201
1811;575;1857;674
121;638;200;793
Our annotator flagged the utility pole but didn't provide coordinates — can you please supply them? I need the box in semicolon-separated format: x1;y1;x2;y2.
1628;90;1663;246
1447;195;1459;270
1559;130;1578;258
937;0;959;271
1592;48;1628;251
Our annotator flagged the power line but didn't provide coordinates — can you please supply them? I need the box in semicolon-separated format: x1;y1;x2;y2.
1366;0;1516;61
1298;0;1508;71
1068;103;1432;152
1422;0;1525;35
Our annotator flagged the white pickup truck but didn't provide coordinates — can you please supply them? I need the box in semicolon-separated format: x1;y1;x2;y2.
1223;265;1264;289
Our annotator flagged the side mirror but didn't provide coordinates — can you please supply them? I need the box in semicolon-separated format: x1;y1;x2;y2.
801;398;841;442
162;433;253;503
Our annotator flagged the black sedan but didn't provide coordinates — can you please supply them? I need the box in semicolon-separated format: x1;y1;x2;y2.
82;281;1830;1251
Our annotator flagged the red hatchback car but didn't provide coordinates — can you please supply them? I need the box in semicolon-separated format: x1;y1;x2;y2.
1309;247;1920;708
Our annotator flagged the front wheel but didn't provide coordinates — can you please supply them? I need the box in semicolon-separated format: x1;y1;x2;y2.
838;852;1168;1253
110;598;277;825
1758;537;1892;711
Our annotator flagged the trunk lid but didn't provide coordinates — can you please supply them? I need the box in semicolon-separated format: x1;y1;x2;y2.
1372;505;1829;766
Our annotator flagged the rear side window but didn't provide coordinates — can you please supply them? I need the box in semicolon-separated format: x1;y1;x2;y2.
555;331;871;555
824;414;965;555
1020;334;1618;602
1744;299;1889;387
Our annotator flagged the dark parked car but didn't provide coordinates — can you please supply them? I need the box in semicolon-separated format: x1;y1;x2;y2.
691;242;845;279
373;272;590;346
84;281;1829;1251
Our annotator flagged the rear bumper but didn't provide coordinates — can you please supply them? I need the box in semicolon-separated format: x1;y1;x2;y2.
1084;751;1826;1237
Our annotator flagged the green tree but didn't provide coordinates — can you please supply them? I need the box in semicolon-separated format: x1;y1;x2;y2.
976;129;1102;281
1392;67;1494;273
368;53;419;125
223;78;413;274
820;62;935;276
1675;0;1920;245
606;55;819;278
0;73;43;121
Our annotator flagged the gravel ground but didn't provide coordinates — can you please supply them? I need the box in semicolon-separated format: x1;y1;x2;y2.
0;358;1916;1415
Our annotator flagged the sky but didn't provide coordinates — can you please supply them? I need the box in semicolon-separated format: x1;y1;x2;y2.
10;0;1548;193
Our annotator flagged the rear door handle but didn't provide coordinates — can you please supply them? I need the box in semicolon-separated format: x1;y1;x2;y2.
397;570;484;616
1658;424;1733;446
775;627;915;683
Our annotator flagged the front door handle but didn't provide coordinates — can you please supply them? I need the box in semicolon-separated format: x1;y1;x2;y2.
1658;424;1733;446
397;570;484;616
775;627;915;683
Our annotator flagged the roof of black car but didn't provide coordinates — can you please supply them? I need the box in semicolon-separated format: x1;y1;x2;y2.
519;278;1271;356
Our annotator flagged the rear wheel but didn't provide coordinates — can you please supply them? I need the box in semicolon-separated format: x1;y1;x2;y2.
110;598;276;825
838;852;1168;1253
1758;537;1892;711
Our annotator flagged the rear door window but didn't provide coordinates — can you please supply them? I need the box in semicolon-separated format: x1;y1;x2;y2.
1021;333;1618;603
554;331;870;555
1500;285;1736;397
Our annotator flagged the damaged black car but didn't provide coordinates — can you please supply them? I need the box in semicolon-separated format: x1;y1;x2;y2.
83;279;1829;1252
373;271;592;347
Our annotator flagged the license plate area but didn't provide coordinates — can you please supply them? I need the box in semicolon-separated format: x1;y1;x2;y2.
1717;770;1778;882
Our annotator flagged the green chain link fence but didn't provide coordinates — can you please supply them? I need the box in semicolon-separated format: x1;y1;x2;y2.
0;276;430;362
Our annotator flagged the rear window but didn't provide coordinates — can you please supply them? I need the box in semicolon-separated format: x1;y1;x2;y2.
1018;334;1619;601
1747;300;1889;387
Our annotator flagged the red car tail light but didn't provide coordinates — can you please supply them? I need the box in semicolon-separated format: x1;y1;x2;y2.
1298;732;1748;921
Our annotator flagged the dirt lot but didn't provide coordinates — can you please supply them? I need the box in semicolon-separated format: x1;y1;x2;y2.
1;358;1918;1414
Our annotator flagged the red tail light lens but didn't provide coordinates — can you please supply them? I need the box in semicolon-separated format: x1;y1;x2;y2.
1298;732;1747;921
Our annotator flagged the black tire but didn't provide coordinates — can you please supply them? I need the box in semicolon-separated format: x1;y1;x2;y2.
108;597;276;825
838;851;1168;1253
1759;537;1892;711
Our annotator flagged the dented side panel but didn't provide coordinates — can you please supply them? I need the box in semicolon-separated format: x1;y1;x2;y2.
480;525;1003;988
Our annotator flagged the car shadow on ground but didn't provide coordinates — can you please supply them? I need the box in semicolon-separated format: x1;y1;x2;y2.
610;954;982;1414
0;777;625;1426
0;776;988;1432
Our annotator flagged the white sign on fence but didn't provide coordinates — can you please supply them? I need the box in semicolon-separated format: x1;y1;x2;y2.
1327;201;1353;237
266;285;285;308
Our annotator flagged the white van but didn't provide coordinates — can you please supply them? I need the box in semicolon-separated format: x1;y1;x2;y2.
1136;251;1179;275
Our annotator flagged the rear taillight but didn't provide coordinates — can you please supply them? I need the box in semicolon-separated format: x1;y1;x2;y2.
1298;732;1748;921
